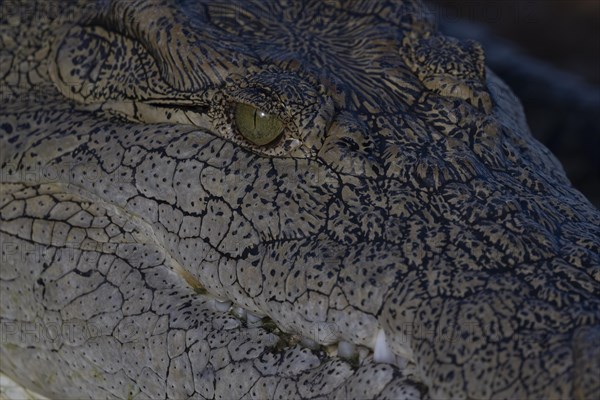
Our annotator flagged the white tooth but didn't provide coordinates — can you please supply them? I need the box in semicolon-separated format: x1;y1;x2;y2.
337;341;356;359
214;299;232;312
325;344;338;357
358;346;370;363
300;336;319;350
373;329;396;364
231;306;247;320
246;311;262;325
396;354;408;369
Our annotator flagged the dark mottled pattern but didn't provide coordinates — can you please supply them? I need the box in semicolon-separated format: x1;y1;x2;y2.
1;1;599;399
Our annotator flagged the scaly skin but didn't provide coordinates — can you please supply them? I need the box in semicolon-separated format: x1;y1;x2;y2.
1;1;599;399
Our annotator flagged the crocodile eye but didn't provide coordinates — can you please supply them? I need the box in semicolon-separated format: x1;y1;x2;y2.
234;103;284;146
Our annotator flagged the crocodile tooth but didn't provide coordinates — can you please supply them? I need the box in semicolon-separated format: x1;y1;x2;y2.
231;306;247;319
214;299;232;312
300;336;319;350
396;354;408;369
373;328;396;364
337;340;356;359
357;346;370;364
246;311;263;326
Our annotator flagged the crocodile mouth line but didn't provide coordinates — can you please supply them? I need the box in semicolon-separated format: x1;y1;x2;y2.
175;229;416;377
197;288;416;373
149;225;422;387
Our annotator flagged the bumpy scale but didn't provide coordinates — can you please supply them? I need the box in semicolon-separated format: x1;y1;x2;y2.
1;1;599;399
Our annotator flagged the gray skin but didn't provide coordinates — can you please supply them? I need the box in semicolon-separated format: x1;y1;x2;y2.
1;1;599;399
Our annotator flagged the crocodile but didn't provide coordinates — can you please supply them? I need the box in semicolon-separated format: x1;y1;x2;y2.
1;0;599;399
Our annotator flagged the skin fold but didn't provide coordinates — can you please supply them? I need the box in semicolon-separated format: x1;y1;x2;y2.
1;1;599;399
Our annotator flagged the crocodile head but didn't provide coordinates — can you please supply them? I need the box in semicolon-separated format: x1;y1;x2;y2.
1;1;599;399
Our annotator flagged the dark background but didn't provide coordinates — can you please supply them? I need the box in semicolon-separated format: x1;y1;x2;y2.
427;0;600;206
428;0;599;84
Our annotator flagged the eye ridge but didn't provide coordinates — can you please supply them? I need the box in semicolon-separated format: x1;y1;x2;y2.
234;102;285;146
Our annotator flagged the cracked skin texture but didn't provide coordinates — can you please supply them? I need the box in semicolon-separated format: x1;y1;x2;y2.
1;0;599;399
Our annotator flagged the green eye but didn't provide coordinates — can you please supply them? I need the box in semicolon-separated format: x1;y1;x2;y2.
234;103;284;146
